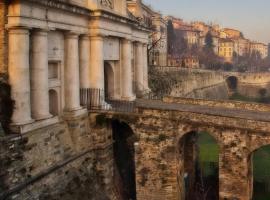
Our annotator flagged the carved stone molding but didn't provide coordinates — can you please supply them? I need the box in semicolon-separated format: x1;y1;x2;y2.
100;0;113;9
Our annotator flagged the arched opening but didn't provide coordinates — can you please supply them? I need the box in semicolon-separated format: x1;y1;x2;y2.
252;145;270;199
226;76;238;91
177;131;219;200
112;120;136;200
49;89;58;116
104;62;115;101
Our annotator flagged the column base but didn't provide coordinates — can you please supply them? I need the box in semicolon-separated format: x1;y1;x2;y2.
32;113;53;121
121;95;136;101
63;108;88;120
11;118;35;126
10;117;59;134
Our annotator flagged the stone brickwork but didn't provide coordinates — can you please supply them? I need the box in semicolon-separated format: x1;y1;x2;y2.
0;1;7;75
0;113;115;200
109;98;270;200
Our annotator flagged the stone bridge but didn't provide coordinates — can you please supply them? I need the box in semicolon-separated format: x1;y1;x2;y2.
105;97;270;200
1;97;270;200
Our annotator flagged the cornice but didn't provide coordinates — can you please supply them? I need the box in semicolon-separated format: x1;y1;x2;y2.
91;9;151;33
21;0;92;16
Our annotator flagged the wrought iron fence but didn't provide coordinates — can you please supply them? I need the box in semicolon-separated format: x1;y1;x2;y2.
80;88;135;113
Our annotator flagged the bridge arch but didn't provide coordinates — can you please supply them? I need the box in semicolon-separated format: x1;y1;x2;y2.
226;76;238;92
111;119;137;200
176;129;219;200
250;144;270;200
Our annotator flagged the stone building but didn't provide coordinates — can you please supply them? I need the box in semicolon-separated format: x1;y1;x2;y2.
218;38;234;62
149;12;168;66
222;28;242;39
250;42;268;58
127;0;168;67
1;0;150;132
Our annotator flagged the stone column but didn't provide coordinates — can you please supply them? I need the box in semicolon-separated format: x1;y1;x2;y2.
30;30;52;120
64;32;81;112
142;43;150;92
89;35;105;106
89;36;104;90
8;27;33;125
219;138;251;200
121;39;135;100
134;42;144;95
79;35;90;89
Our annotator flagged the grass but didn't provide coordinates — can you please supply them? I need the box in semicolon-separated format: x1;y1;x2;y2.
197;132;219;177
229;92;270;104
196;132;270;200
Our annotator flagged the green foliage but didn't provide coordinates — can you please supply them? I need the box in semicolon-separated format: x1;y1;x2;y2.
204;31;214;49
167;20;176;55
148;66;179;97
197;132;219;178
229;92;270;104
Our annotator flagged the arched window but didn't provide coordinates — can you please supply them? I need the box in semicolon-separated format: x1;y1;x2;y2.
49;89;58;116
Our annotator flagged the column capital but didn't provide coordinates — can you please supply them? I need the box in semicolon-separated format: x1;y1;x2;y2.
64;31;80;39
142;43;148;47
80;34;90;41
90;35;104;41
122;38;132;44
32;29;49;36
8;27;30;35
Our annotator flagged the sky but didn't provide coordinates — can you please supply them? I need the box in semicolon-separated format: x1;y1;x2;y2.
143;0;270;44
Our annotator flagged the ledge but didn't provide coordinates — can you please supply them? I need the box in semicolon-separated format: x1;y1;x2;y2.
10;116;60;134
23;0;92;16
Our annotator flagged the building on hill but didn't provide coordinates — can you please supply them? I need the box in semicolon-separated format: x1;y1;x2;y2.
128;0;168;67
149;12;168;66
165;16;184;29
222;28;242;39
181;54;200;68
218;38;235;62
176;25;201;47
233;38;250;56
250;42;268;59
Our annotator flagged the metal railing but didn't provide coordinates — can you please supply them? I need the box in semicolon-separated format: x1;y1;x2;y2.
80;88;135;113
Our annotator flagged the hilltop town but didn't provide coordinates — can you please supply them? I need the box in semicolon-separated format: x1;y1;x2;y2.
130;1;269;71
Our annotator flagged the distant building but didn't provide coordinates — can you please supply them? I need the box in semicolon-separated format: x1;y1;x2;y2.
218;38;234;62
181;54;200;68
149;12;168;66
233;38;250;56
222;28;242;39
127;0;168;67
176;25;200;47
250;42;268;58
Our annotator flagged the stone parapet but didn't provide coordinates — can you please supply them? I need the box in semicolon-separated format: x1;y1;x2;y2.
163;96;270;112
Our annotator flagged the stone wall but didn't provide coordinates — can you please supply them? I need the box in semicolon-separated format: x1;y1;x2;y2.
0;113;115;200
129;108;270;200
169;69;226;99
166;69;270;100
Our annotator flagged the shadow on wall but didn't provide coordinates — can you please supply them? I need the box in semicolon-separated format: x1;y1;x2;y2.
0;77;14;135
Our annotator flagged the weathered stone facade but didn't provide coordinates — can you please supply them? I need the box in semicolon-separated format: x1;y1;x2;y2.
0;113;115;200
0;1;7;75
